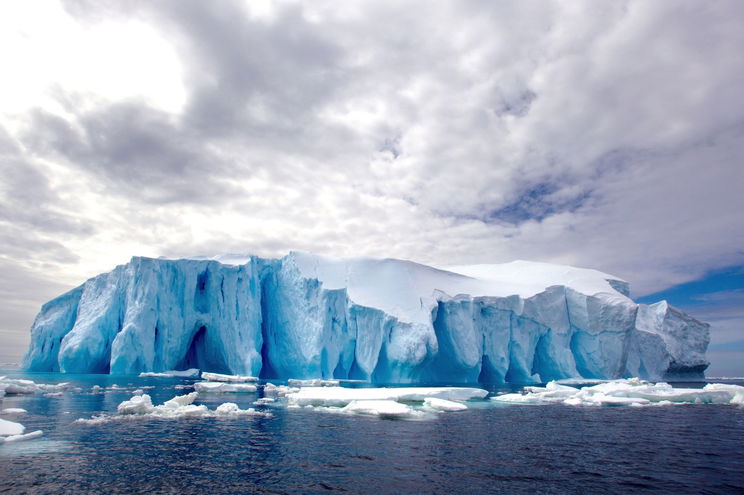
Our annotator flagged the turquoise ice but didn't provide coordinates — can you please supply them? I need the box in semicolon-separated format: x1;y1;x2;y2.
22;252;709;383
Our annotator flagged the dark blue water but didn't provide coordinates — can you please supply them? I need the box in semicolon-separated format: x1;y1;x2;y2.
1;372;743;494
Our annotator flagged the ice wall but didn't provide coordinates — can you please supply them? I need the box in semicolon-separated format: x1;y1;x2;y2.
22;253;710;383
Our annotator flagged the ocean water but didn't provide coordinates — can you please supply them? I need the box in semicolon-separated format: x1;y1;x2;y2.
1;372;743;494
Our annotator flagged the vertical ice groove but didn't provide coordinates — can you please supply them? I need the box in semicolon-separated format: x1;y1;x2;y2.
22;254;709;383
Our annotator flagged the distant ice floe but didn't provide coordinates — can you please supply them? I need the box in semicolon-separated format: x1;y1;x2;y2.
139;368;200;378
284;386;486;419
287;378;340;387
492;378;744;407
76;392;271;424
263;383;300;397
287;386;488;407
193;382;257;393
1;408;27;415
341;400;422;419
201;372;258;383
0;376;69;396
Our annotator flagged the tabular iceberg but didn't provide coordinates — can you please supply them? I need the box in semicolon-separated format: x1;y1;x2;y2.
22;252;709;384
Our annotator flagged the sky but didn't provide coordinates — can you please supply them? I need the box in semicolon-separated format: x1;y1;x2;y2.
0;0;742;375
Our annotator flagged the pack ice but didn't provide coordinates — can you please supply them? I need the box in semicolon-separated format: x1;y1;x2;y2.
22;252;709;384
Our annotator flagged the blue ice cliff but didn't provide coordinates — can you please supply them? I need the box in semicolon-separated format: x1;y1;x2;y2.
22;252;710;383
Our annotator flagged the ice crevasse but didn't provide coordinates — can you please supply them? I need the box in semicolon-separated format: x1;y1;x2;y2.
22;252;709;384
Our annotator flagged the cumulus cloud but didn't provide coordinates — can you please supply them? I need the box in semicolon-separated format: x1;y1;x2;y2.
1;0;743;359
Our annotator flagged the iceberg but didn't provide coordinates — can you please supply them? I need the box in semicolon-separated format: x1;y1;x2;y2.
22;252;710;384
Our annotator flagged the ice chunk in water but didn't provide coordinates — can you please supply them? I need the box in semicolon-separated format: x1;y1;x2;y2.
193;382;257;393
201;372;258;383
0;418;25;436
423;397;468;411
341;400;419;418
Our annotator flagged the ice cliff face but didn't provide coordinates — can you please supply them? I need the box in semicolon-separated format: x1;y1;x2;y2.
22;252;710;383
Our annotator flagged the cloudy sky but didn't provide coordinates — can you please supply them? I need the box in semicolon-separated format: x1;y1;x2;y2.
1;0;742;374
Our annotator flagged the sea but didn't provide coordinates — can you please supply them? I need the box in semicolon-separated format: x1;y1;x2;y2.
1;371;743;494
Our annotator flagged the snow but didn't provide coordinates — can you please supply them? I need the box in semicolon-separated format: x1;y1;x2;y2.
22;252;710;384
139;368;200;378
201;372;258;383
193;381;257;393
491;378;744;407
286;386;488;407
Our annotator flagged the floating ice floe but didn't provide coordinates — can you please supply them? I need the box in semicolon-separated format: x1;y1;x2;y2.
193;381;258;393
0;418;43;444
1;408;27;415
341;400;422;419
201;372;258;383
139;368;200;378
263;383;299;396
491;378;744;407
0;377;69;396
287;386;488;407
287;378;340;387
0;418;24;436
423;397;468;412
77;392;270;424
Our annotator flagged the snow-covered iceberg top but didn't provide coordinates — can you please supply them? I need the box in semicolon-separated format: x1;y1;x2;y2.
287;252;630;325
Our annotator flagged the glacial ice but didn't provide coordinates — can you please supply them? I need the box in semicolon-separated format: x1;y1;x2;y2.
0;418;24;436
286;386;488;407
78;392;270;423
201;372;258;383
139;369;200;378
0;417;43;444
491;378;744;407
0;376;69;395
340;400;419;418
193;381;258;393
22;252;710;384
423;397;468;412
2;430;44;443
1;408;27;415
